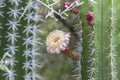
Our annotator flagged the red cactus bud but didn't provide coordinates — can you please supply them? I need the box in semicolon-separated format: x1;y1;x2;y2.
88;20;94;26
71;8;79;14
64;2;71;8
109;25;113;30
86;11;94;22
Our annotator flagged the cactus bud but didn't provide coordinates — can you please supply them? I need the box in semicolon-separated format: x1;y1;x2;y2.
88;20;94;26
86;11;94;26
86;11;94;22
74;0;80;5
109;25;113;30
64;2;71;9
71;8;79;14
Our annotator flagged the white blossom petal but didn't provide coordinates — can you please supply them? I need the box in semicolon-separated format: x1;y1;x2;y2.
46;30;70;54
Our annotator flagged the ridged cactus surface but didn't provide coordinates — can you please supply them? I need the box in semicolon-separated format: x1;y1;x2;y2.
0;0;42;80
81;0;120;80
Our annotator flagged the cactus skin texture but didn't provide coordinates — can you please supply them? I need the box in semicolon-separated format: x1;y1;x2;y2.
0;0;42;80
81;0;120;80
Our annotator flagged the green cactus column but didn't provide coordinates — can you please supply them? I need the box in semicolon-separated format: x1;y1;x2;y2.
0;0;42;80
110;0;120;79
93;0;119;80
81;0;120;80
0;0;10;79
94;0;111;79
80;0;95;80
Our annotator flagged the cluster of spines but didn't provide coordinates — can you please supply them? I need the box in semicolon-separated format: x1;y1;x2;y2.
3;0;21;80
37;0;84;20
107;0;118;79
84;0;97;80
0;0;43;80
71;21;83;80
22;0;42;80
87;29;97;80
0;0;5;47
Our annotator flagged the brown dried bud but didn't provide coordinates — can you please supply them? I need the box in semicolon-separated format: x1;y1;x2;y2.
61;47;79;60
71;8;79;14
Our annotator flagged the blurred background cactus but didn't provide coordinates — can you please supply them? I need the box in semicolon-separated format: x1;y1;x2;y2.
0;0;120;80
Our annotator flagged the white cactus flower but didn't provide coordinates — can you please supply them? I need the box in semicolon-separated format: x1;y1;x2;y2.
46;30;70;54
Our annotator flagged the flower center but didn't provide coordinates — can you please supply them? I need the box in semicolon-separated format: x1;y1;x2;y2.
52;36;60;43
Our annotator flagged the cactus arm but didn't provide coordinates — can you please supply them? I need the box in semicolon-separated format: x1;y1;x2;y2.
80;0;94;80
0;0;9;57
94;0;112;79
0;1;10;79
0;0;42;80
111;0;120;79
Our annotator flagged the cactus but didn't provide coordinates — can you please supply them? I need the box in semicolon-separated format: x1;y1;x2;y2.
81;0;120;80
0;0;42;80
1;0;120;80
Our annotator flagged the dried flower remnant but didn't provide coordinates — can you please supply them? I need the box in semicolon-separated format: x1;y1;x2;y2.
71;8;79;14
61;47;79;60
46;30;70;54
